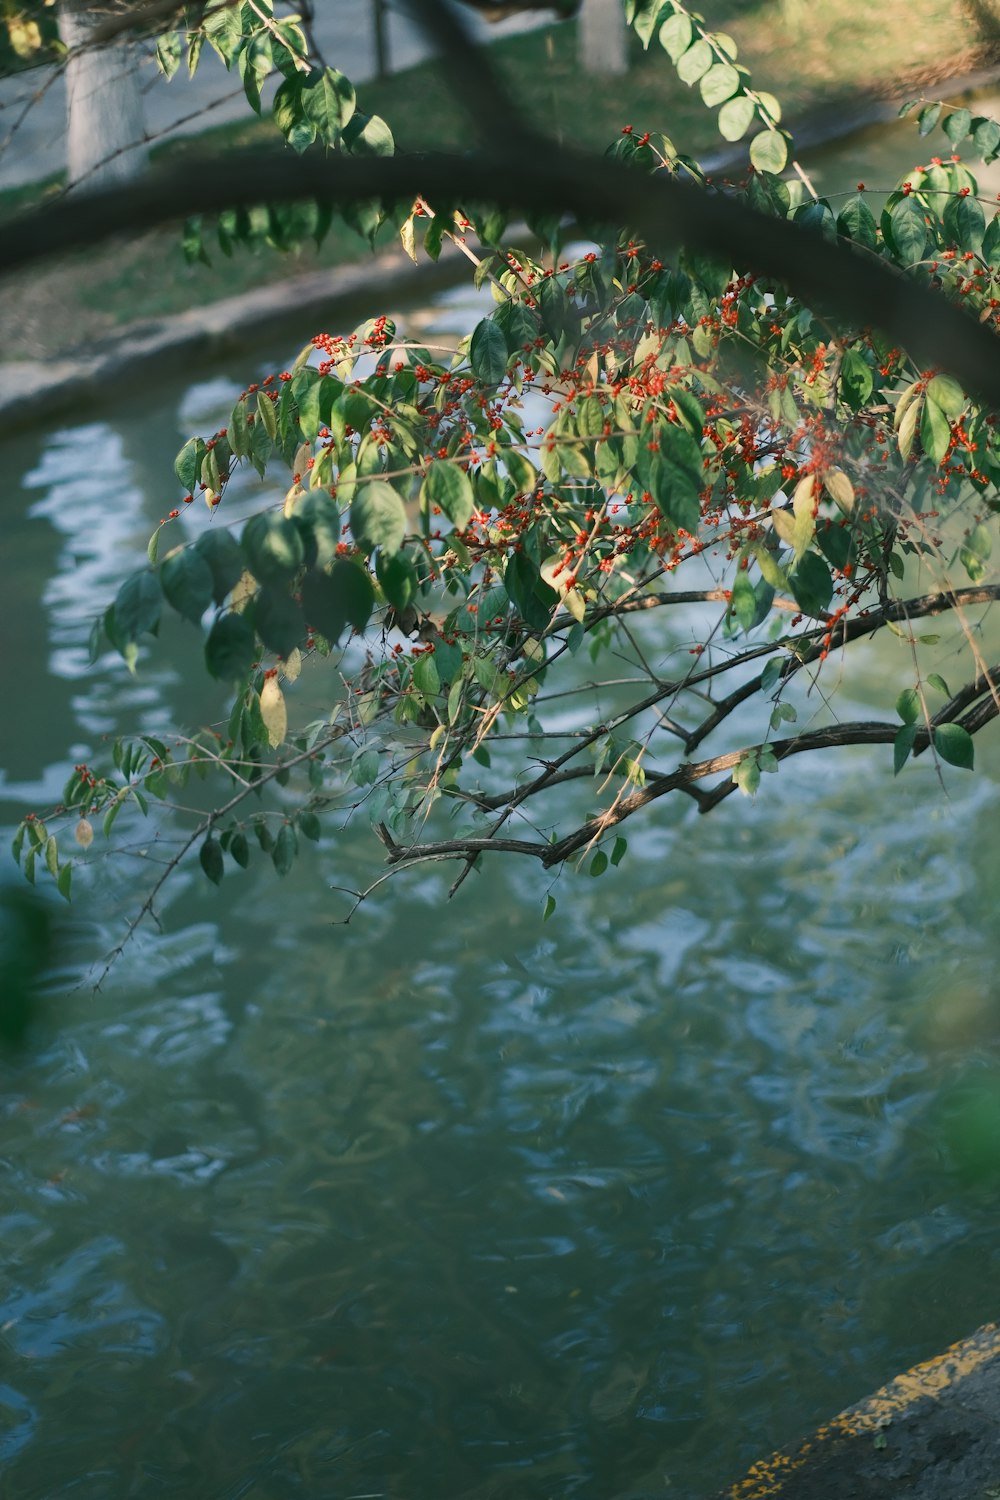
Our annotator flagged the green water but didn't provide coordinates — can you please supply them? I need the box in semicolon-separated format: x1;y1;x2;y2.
5;120;1000;1500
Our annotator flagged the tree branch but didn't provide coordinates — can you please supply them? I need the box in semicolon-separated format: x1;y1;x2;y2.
405;0;539;149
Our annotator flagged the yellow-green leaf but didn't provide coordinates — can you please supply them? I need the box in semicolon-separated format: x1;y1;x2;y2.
749;129;788;173
260;676;288;748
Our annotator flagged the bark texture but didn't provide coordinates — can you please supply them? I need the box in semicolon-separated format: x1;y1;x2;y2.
578;0;627;74
60;0;147;189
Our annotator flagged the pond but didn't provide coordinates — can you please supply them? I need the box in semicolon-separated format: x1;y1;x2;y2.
4;115;1000;1500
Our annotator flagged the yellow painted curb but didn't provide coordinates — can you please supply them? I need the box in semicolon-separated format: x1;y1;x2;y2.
722;1322;1000;1499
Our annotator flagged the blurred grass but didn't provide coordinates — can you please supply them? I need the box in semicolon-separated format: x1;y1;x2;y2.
0;0;994;361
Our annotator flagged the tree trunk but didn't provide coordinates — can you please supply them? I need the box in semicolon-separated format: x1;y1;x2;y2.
59;0;147;190
578;0;627;75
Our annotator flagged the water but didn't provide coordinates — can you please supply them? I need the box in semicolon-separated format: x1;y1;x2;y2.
5;118;1000;1499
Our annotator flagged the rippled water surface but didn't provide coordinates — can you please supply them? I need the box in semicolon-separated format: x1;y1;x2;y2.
5;124;1000;1500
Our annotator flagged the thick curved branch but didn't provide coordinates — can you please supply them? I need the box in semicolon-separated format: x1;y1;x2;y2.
931;661;1000;725
405;0;538;149
379;580;1000;872
376;717;951;873
5;144;1000;403
454;583;1000;824
544;721;912;865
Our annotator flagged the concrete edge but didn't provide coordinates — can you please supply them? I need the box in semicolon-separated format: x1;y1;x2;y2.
717;1321;1000;1500
0;239;472;429
4;56;1000;432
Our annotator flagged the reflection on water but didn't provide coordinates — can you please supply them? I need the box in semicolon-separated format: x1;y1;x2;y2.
5;125;1000;1496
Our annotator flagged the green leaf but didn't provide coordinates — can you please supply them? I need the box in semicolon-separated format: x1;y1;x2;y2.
233;28;265;111
917;102;941;136
156;30;182;79
610;836;628;867
960;522;992;584
254;586;306;657
505;550;558;631
376;550;417;613
412;652;441;698
749;129;788;174
147;528;161;566
973;116;1000;160
837;194;878;250
301;66;355;141
469;319;508;385
294;373;323;442
649;454;701;533
298;812;322;842
732;752;761;797
161;547;214;624
230;832;250;868
242;513;305;581
896;686;920;724
353;748;380;785
753;543;790;591
667;387;706;441
273;76;315;152
893;722;917;774
183;213;211;265
542;893;557;921
791;552;833;617
729;570;757;632
505;450;537;495
272;822;298;876
676;38;712;85
102;798;124;838
195;528;245;603
760;658;783;692
700;62;739;107
113;570;162;647
422;461;475;531
294;490;341;565
943;190;985;252
889;197;929;265
200;837;224;885
256;391;278;440
351;480;407;556
343;110;394;156
57;862;72;902
898;397;921;460
658;11;692;60
921;397;952;464
175;436;205;491
943;106;972;144
718;94;755;141
926;373;964;416
205;612;256;680
840;348;874;411
934;722;974;769
302;561;374;640
229;399;252;459
984;215;1000;266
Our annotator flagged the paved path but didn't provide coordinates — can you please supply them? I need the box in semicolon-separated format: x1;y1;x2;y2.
0;1;548;190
